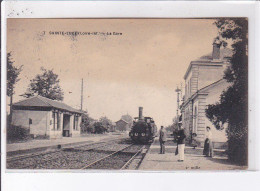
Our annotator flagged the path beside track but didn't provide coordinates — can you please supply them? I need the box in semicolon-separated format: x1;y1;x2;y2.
6;132;128;156
139;137;247;171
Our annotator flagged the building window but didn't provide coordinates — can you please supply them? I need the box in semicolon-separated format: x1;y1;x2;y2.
73;115;79;131
187;81;190;97
189;78;192;96
193;106;197;133
185;83;187;99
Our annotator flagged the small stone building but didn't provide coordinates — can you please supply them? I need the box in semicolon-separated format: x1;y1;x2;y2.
11;96;83;139
181;39;232;148
115;119;129;131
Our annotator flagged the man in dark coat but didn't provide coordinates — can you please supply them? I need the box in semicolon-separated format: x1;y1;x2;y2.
176;121;186;161
159;126;167;154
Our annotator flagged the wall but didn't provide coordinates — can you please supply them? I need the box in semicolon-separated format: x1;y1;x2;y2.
183;64;200;140
204;80;230;143
198;64;225;90
195;94;207;142
116;120;128;131
71;115;81;137
184;72;191;101
12;109;82;139
190;65;199;97
12;110;50;136
192;81;229;145
182;59;229;147
49;112;63;139
182;102;192;139
192;100;199;134
184;64;199;101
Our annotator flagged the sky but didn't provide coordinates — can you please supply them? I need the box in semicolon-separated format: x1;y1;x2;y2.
7;18;220;126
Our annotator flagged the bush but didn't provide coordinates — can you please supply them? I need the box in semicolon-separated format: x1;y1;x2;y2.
227;125;248;165
7;125;31;142
94;122;107;134
86;125;95;133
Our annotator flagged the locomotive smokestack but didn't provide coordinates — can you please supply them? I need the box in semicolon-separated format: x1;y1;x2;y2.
139;107;143;120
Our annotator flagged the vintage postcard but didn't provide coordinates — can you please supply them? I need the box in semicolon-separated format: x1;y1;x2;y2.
5;18;248;171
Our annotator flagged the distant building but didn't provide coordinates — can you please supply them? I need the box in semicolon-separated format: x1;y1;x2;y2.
181;39;232;148
115;119;129;131
11;96;83;139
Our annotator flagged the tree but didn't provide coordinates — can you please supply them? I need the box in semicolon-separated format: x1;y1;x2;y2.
94;121;107;134
99;116;113;130
165;117;179;133
26;67;64;101
7;52;23;123
80;111;95;133
205;18;248;164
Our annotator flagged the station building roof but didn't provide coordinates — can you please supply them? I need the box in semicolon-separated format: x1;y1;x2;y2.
184;48;233;80
115;119;129;124
12;96;83;114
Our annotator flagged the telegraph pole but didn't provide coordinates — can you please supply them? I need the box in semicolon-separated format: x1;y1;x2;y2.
180;83;183;102
175;86;181;121
80;78;83;111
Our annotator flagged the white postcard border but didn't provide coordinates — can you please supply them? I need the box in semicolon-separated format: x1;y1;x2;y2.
1;1;259;191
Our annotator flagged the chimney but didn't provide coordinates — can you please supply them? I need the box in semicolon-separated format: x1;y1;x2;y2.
139;107;143;120
212;38;221;60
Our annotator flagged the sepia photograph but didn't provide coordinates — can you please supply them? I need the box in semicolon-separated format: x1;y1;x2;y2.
5;18;248;171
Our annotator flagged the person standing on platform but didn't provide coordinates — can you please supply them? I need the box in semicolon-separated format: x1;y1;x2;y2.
159;126;167;154
203;126;214;157
177;122;186;162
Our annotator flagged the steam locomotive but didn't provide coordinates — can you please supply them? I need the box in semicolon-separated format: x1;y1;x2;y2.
129;107;157;143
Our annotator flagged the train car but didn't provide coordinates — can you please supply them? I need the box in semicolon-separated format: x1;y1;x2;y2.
129;107;157;143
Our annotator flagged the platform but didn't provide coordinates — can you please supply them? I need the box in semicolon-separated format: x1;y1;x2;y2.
139;137;246;171
6;132;127;156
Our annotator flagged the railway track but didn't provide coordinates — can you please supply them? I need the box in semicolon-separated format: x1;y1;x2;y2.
120;145;145;170
7;138;128;169
82;143;150;170
7;141;107;162
7;138;151;170
7;142;108;169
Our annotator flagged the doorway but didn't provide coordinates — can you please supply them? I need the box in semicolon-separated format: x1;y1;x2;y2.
63;114;71;137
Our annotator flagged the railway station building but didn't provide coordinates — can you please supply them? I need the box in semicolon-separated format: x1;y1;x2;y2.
11;96;83;139
115;119;129;131
181;39;233;148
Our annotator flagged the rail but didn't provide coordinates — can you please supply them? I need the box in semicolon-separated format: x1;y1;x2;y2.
7;137;127;168
81;143;135;170
120;145;145;170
